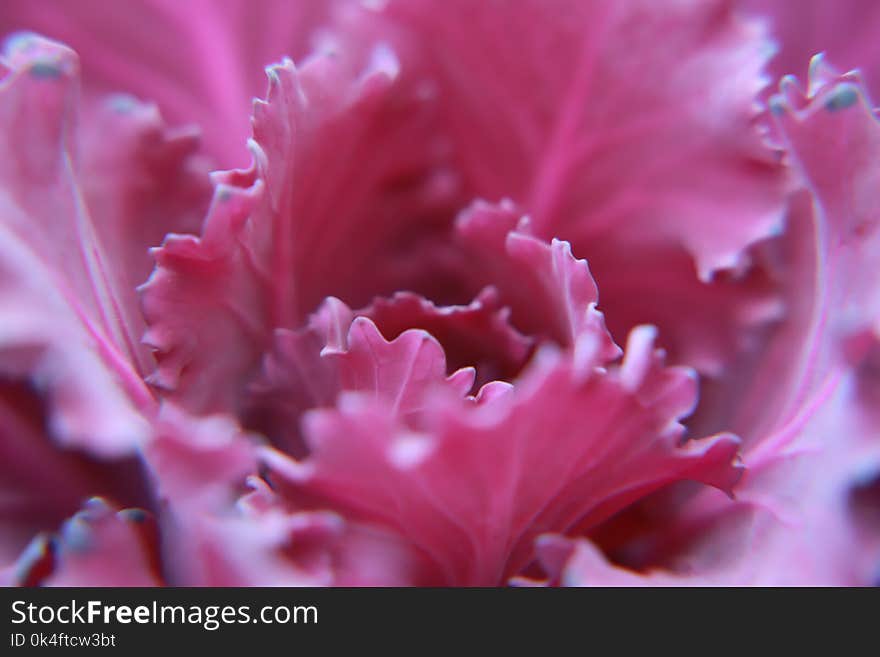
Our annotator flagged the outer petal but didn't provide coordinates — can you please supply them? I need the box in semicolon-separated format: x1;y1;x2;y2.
773;63;880;341
0;35;208;575
740;0;880;102
11;498;163;587
0;36;157;454
709;62;880;443
0;0;337;167
264;327;741;585
728;60;880;442
559;63;880;586
144;408;426;586
0;382;150;565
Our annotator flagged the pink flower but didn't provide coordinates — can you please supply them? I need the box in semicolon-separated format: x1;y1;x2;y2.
0;0;877;586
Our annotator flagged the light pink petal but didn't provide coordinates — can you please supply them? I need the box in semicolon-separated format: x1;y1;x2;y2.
0;35;160;454
564;66;880;586
141;404;424;586
157;503;342;587
739;0;880;102
772;62;880;342
728;59;880;442
0;36;206;574
337;0;788;278
158;475;427;586
264;326;742;585
0;0;336;167
141;49;457;416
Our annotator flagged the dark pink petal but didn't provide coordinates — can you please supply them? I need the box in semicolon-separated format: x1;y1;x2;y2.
248;295;480;455
740;0;880;101
245;299;351;456
363;287;533;386
142;49;457;416
0;382;150;565
0;0;336;167
263;327;742;585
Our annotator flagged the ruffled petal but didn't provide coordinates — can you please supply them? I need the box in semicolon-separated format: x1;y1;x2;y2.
328;0;790;391
773;61;880;339
0;0;336;167
455;201;618;360
141;49;457;416
263;325;742;585
247;295;481;454
543;367;880;585
362;287;533;386
80;95;212;315
732;59;880;442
